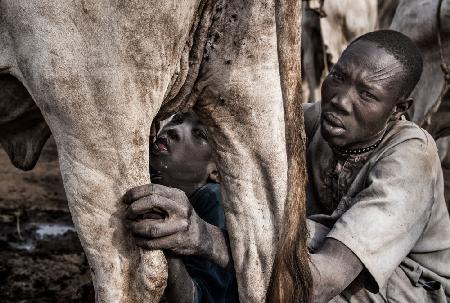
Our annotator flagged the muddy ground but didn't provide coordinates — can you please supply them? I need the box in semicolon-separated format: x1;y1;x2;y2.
0;138;92;302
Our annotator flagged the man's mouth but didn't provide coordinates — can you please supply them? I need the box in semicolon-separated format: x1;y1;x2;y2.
322;112;346;135
152;137;169;153
323;112;345;128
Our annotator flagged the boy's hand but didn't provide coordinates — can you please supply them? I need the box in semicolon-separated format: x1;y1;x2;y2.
123;184;207;257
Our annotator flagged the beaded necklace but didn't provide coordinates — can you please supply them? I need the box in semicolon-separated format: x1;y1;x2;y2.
331;136;384;155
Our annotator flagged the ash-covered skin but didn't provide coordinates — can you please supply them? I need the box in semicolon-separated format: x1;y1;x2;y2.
320;40;412;149
124;112;231;303
310;39;414;303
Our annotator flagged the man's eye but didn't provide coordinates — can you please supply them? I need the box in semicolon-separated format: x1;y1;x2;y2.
360;90;377;101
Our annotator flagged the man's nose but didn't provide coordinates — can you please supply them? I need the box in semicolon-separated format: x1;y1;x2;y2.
330;92;352;113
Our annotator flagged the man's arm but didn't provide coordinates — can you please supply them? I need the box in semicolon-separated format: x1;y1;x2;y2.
310;238;363;302
303;102;321;144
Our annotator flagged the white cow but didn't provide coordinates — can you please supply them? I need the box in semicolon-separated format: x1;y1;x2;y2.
0;0;311;302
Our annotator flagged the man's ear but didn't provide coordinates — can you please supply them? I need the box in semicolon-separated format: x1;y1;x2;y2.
207;162;220;183
392;97;413;120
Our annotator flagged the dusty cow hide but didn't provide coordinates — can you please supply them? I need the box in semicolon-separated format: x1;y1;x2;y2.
0;0;311;302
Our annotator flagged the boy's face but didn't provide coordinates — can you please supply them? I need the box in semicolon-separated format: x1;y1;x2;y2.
151;112;212;187
320;40;405;148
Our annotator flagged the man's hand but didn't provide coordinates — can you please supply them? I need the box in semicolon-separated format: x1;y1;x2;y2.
123;183;206;256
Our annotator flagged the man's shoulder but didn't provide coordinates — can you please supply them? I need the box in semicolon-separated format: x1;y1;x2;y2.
382;120;437;155
304;102;321;143
371;120;441;181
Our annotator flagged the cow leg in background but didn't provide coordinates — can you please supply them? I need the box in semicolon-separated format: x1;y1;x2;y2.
302;7;324;103
1;0;202;301
377;0;400;29
0;74;51;170
320;0;378;64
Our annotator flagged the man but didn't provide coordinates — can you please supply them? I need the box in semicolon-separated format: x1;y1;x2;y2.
304;30;450;302
125;29;450;302
124;112;238;303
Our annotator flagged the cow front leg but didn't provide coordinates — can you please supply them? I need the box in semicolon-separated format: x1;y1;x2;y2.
1;0;208;300
46;107;167;302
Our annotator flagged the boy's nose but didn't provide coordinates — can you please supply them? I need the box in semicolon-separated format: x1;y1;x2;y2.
166;128;180;141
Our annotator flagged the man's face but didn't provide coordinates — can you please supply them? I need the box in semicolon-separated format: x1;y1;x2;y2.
320;40;405;148
151;112;212;186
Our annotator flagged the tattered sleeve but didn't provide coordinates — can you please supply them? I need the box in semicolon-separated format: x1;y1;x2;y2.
327;137;439;291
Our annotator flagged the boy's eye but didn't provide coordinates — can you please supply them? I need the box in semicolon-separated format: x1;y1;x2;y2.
329;70;344;82
194;129;208;140
171;113;184;125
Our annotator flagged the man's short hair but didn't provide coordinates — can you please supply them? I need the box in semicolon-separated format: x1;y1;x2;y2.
349;30;424;99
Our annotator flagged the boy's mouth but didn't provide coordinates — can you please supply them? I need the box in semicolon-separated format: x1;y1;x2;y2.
152;136;169;153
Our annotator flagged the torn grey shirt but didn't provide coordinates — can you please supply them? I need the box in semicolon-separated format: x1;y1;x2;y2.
305;102;450;302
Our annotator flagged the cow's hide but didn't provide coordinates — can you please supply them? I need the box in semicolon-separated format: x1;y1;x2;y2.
0;0;310;302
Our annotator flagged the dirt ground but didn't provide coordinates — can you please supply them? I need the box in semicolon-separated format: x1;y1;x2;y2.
0;138;92;302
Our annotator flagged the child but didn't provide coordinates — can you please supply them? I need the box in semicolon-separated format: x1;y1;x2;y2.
124;111;238;303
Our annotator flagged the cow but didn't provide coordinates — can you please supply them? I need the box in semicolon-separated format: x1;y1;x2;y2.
377;0;400;29
0;0;311;302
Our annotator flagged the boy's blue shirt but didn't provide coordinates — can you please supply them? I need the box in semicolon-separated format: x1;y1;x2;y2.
184;183;239;303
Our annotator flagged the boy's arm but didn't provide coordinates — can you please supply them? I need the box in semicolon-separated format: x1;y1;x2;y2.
199;222;233;269
310;238;363;302
165;255;195;303
123;183;232;269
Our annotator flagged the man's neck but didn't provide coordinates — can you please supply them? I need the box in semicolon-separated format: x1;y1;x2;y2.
329;124;389;156
344;125;387;150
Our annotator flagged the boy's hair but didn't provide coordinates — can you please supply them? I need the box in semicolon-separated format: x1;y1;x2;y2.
348;30;423;99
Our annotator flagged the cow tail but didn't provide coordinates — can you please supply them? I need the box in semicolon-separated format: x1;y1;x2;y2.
266;1;312;302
